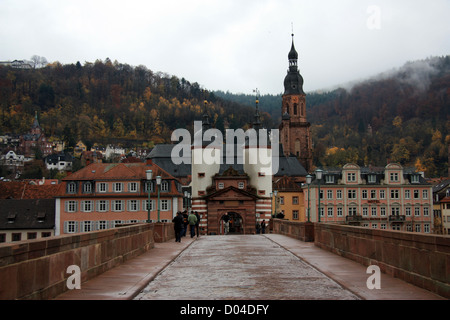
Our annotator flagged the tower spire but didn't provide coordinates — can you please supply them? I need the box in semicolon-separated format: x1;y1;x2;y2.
252;88;261;130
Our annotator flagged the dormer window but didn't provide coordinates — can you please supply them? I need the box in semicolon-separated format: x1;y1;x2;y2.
161;181;169;192
411;175;420;184
368;175;377;184
325;175;335;184
390;173;399;183
347;173;356;182
67;182;77;194
83;182;93;193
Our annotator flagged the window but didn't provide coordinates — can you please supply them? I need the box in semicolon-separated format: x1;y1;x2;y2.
371;190;377;199
128;182;138;192
238;182;245;189
423;206;429;216
112;200;125;212
81;200;93;212
293;210;299;220
381;223;387;230
347;173;356;182
337;207;343;217
380;190;385;199
362;190;368;199
292;197;299;205
27;232;37;240
348;190;357;199
83;182;92;193
98;221;108;230
422;190;428;200
67;182;77;194
337;190;342;199
143;200;155;211
390;190;399;199
65;221;77;233
98;183;108;193
380;207;386;216
390;172;399;182
424;224;430;233
414;206;420;216
415;224;421;232
325;175;335;184
198;173;205;178
319;207;324;217
327;207;333;217
127;200;140;212
371;207;377;216
218;182;224;189
368;175;376;183
348;207;357;216
405;190;411;199
97;200;109;212
65;200;78;213
413;190;420;199
405;207;411;216
391;207;400;215
411;175;420;183
161;181;169;192
12;233;22;241
279;196;284;205
82;221;93;233
372;224;378;229
362;207;368;217
161;200;170;211
41;232;51;238
113;183;123;193
327;190;333;200
319;190;323;199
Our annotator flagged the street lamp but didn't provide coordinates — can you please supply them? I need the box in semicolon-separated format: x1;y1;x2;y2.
156;176;161;222
146;170;153;223
315;169;323;222
306;175;312;223
270;192;273;217
274;190;278;217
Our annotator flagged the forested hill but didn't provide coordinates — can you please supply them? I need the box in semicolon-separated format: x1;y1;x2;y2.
215;56;450;177
0;58;273;149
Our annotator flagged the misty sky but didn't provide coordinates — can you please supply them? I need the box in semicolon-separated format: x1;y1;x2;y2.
0;0;449;95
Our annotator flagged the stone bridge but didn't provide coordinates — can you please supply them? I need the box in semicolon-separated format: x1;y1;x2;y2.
0;220;448;302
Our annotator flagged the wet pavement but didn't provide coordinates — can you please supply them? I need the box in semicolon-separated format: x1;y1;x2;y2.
135;235;360;300
56;233;445;301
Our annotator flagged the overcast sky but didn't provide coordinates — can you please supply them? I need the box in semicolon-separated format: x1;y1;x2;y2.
1;0;449;95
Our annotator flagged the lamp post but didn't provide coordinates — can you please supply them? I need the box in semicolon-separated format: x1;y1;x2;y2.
274;190;278;217
270;192;273;217
306;175;312;223
146;170;153;223
315;169;323;222
156;176;161;222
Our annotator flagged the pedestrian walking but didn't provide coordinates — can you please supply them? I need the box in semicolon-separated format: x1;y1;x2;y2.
172;211;183;242
223;213;230;235
195;211;200;237
181;211;188;237
188;211;198;238
256;222;261;234
261;220;266;234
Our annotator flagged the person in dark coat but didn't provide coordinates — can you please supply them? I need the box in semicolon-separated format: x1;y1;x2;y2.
172;211;184;242
181;211;188;237
195;211;201;237
261;220;266;234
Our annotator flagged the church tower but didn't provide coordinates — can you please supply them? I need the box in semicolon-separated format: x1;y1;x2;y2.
279;34;313;172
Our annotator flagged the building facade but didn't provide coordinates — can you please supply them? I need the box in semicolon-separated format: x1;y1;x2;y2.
303;163;434;233
55;161;183;235
272;175;306;222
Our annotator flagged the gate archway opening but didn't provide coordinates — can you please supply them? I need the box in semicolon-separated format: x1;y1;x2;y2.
220;212;244;235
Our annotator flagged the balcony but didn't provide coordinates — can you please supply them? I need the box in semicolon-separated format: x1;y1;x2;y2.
346;215;363;225
389;215;406;222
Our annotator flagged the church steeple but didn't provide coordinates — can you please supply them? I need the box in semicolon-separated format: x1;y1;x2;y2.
252;88;262;130
284;34;305;95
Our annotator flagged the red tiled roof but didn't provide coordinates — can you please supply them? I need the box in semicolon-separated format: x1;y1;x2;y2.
0;181;60;199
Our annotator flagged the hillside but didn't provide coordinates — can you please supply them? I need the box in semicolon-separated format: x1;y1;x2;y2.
216;56;450;177
0;58;272;150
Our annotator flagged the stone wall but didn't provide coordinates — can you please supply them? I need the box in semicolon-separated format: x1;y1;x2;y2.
0;223;155;300
272;219;314;242
153;222;175;243
314;223;450;299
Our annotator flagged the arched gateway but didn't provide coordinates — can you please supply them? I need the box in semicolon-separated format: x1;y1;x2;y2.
220;212;244;235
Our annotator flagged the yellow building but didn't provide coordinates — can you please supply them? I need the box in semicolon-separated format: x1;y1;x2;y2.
272;176;306;222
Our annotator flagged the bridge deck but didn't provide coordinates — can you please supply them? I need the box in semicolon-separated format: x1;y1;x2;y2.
55;234;445;301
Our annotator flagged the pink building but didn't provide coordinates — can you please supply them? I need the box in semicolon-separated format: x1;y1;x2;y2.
303;163;434;233
55;161;183;235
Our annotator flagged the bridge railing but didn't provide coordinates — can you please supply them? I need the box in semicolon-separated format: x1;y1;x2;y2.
272;219;450;299
0;223;174;300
